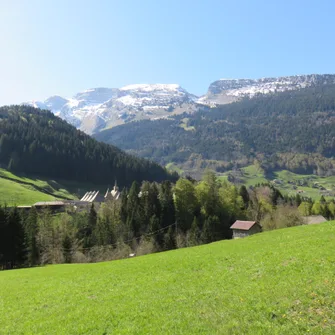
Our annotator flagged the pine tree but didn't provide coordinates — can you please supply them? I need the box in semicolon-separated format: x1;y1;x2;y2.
126;181;141;237
159;181;175;229
83;204;97;247
0;206;9;268
93;217;112;246
188;217;201;246
239;185;250;209
62;235;72;263
120;188;128;225
200;218;212;244
25;207;39;266
7;207;25;267
174;178;198;232
163;226;176;251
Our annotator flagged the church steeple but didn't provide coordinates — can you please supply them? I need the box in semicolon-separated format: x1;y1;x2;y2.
111;180;120;199
113;180;119;192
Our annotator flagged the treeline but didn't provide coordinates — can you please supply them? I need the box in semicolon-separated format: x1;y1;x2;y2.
1;172;334;269
94;84;335;175
0;105;177;186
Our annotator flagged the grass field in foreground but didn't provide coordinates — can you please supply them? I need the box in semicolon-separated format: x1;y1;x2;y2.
0;222;335;334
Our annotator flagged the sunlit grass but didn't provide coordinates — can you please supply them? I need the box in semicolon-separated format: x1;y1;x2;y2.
166;162;185;175
0;168;78;205
0;178;56;205
0;222;334;334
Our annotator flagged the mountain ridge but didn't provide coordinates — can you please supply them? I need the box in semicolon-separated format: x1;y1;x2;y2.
22;73;335;134
93;83;335;178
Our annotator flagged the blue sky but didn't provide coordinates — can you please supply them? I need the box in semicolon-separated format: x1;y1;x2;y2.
1;0;335;104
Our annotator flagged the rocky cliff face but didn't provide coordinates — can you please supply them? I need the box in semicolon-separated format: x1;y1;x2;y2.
197;74;335;106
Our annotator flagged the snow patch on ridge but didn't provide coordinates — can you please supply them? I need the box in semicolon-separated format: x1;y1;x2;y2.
199;74;335;106
22;83;197;134
120;84;181;92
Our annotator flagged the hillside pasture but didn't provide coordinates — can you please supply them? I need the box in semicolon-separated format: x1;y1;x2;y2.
0;222;334;334
0;169;82;205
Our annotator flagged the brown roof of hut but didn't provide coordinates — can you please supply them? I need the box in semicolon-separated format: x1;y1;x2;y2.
230;220;259;231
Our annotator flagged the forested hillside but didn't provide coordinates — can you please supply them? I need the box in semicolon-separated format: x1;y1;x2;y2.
94;85;335;177
0;105;177;186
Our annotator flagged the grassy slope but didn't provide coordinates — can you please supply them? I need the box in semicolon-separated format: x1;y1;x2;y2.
0;169;111;206
0;168;78;205
0;222;335;334
0;169;114;206
166;162;185;175
0;178;56;205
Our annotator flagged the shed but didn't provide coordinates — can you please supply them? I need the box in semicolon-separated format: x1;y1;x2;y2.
33;201;66;212
230;220;262;239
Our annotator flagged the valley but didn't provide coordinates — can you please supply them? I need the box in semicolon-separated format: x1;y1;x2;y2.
17;75;335;203
1;77;334;335
94;82;335;185
3;3;335;334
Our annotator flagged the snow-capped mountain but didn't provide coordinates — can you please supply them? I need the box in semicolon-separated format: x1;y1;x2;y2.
23;74;335;134
24;84;198;134
198;74;335;106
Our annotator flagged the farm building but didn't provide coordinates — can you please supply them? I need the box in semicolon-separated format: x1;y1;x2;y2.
80;190;105;202
17;182;122;213
28;200;92;213
81;182;121;202
230;220;262;239
33;201;67;212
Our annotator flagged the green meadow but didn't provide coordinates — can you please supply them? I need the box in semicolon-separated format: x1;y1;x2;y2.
0;168;112;206
0;177;56;205
166;162;185;175
218;165;335;200
0;222;334;334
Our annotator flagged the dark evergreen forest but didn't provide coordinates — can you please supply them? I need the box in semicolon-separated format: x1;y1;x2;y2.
0;105;177;186
95;85;335;176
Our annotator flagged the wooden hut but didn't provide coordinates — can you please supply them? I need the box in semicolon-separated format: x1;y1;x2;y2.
230;220;262;239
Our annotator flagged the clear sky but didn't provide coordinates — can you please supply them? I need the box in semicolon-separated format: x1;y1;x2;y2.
1;0;335;104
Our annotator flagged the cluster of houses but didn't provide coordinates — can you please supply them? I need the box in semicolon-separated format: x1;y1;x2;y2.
18;183;121;213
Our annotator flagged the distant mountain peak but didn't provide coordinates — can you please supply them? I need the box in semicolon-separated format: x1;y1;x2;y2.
23;84;197;134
